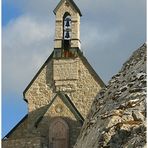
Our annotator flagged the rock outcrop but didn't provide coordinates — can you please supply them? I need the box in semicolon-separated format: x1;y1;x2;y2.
74;43;146;148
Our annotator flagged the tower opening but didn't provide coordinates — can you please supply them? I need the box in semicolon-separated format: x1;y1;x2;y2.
63;13;71;57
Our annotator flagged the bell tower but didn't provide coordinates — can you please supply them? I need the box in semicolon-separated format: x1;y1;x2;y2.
53;0;82;58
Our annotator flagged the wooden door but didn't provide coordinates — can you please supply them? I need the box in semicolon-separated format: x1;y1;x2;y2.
49;118;69;148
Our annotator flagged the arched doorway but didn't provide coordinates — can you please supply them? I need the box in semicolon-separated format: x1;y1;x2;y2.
49;118;69;148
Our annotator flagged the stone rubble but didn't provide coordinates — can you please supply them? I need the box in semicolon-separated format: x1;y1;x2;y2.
74;43;146;148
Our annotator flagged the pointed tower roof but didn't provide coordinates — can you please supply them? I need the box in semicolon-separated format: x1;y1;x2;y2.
53;0;82;16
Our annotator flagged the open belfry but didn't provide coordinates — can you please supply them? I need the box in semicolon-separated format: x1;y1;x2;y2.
2;0;105;148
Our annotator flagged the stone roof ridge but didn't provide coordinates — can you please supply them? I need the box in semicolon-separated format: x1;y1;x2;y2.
59;93;84;122
53;0;82;16
34;93;58;128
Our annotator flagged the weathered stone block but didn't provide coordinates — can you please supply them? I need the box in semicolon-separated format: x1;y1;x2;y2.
53;58;79;80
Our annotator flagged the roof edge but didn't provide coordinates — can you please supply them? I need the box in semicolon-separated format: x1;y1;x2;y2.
77;49;106;88
58;93;84;122
53;0;82;16
23;52;54;102
2;114;28;140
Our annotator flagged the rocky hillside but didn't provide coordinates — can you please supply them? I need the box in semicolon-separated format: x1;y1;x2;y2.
74;43;146;148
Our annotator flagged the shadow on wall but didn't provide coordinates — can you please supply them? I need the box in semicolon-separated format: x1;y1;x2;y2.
27;105;82;148
46;58;56;92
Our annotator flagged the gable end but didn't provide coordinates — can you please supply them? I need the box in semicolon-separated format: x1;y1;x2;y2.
34;92;84;128
23;52;54;101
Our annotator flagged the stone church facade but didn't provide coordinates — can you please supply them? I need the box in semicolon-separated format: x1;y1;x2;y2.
2;0;105;148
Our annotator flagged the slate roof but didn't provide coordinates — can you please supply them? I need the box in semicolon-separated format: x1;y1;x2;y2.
53;0;82;16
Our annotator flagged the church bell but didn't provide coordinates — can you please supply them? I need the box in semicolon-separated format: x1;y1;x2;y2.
65;18;71;27
65;20;70;27
65;31;70;39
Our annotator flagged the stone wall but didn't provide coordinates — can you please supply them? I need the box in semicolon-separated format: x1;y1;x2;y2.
53;58;79;80
2;95;82;148
25;60;54;113
25;56;103;121
2;137;46;148
74;43;146;148
37;95;82;148
14;53;103;147
53;58;79;92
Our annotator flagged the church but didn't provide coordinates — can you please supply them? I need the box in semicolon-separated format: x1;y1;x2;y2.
2;0;105;147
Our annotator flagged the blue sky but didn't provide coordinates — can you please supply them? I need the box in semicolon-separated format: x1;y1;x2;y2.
2;1;21;26
2;0;146;138
2;0;26;137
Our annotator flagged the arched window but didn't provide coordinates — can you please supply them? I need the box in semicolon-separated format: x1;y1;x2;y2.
63;12;71;51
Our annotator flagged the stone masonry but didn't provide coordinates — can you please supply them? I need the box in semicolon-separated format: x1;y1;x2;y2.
2;1;105;147
54;0;81;49
2;52;105;148
74;43;147;148
25;55;104;128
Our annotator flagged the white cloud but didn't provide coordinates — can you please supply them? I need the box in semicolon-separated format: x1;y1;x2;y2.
81;23;124;51
2;15;54;94
2;0;146;94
